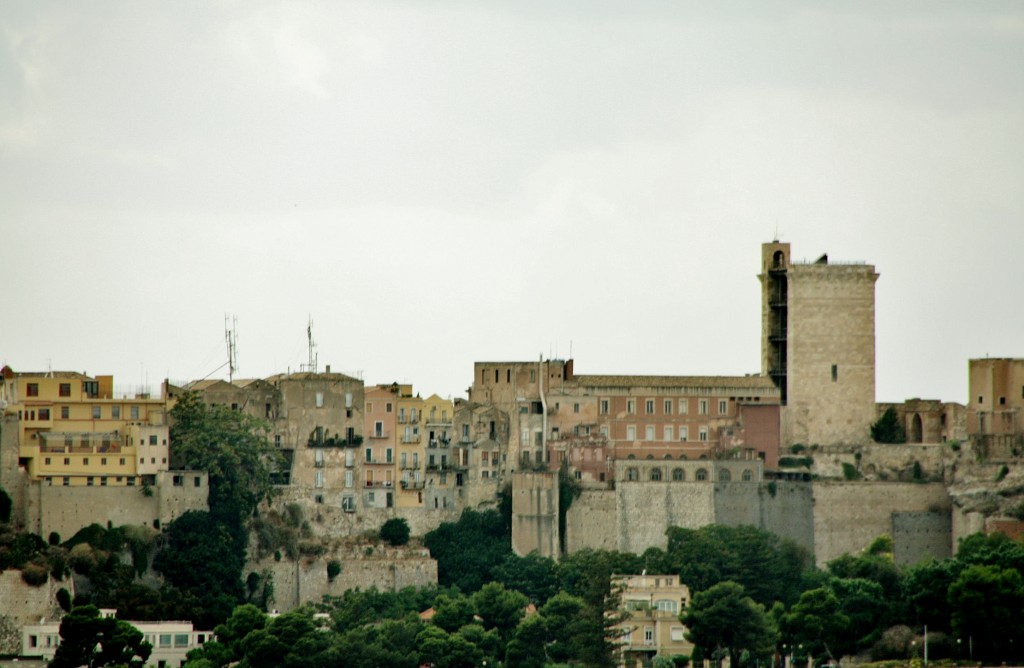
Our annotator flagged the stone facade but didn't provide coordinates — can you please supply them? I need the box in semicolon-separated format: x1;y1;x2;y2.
248;545;438;612
0;570;69;655
511;472;559;559
760;242;878;447
967;358;1024;458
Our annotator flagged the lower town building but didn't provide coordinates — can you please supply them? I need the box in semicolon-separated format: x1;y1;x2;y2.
612;573;694;668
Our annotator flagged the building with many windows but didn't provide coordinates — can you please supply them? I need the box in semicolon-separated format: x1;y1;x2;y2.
611;574;693;668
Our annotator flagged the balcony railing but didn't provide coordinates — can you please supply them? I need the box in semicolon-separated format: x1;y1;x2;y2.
428;438;450;449
401;436;421;444
401;480;426;490
365;480;395;488
426;418;452;427
368;431;389;439
363;458;394;465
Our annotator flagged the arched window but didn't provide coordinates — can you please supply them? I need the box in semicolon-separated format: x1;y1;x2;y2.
719;469;732;482
627;454;637;460
650;468;662;481
742;469;753;482
627;467;639;481
645;454;654;460
672;468;685;481
773;249;785;268
696;468;708;481
664;454;673;459
911;413;923;443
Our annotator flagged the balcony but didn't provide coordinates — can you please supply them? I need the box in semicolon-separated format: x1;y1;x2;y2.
425;463;448;472
365;480;395;488
426;418;452;427
400;462;420;470
401;480;426;490
363;458;394;465
401;435;421;444
368;431;389;440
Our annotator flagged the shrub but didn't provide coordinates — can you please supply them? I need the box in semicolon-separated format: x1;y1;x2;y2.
21;562;49;586
996;465;1009;482
380;518;411;546
68;544;98;575
48;531;61;546
56;587;72;612
842;462;860;480
871;408;906;444
327;559;342;581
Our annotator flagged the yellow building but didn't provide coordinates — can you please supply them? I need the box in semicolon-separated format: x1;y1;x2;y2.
396;390;425;508
612;573;694;668
0;367;170;487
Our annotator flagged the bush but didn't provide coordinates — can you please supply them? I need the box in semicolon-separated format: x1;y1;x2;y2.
327;560;342;581
871;408;906;444
56;587;72;612
68;544;98;575
380;518;411;546
48;531;61;546
842;462;860;480
21;561;49;586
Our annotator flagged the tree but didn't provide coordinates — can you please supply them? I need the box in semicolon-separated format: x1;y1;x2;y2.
380;517;411;546
423;509;511;592
900;558;963;632
681;581;778;668
948;564;1024;662
782;587;849;661
871;408;906;444
471;582;529;645
50;604;152;668
504;614;548;668
170;391;282;523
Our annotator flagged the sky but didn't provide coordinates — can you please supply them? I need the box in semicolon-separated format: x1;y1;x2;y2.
2;1;1022;404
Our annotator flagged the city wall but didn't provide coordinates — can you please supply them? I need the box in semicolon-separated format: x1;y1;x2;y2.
892;511;952;566
248;545;437;612
0;571;69;654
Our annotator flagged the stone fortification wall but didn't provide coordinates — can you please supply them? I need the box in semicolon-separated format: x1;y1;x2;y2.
249;545;437;612
810;482;950;566
892;511;952;566
615;481;714;554
713;482;761;528
564;489;617;553
25;471;208;538
759;481;815;556
0;571;69;654
512;472;558;558
810;443;951;482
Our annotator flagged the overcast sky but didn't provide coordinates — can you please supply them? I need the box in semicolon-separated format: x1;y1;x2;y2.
2;1;1022;404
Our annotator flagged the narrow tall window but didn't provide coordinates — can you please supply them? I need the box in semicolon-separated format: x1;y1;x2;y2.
831;364;838;382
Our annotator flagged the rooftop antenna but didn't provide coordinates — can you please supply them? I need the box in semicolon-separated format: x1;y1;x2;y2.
300;316;318;373
224;314;238;382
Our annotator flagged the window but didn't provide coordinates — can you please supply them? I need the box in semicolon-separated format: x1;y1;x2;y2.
119;457;125;465
672;468;685;481
626;399;636;414
645;425;655;441
100;477;107;486
664;426;673;441
386;402;392;413
39;408;50;421
626;425;636;440
664;399;672;414
345;470;353;488
645;399;655;414
650;468;662;481
365;448;372;463
626;467;638;481
101;457;107;465
111;405;120;419
679;427;688;442
316;392;324;408
573;403;580;414
699;427;708;442
59;383;71;397
600;425;609;437
83;457;89;465
63;477;70;486
656;599;678;613
159;634;172;647
64;457;70;465
386;448;393;463
315;470;324;488
45;457;51;465
600;399;609;414
92;406;102;419
718;399;727;414
720;469;732;482
87;477;94;486
644;627;654;643
1000;396;1006;405
61;406;69;418
26;383;39;397
342;496;355;512
831;364;838;382
679;399;689;414
130;406;139;420
696;468;708;481
698;399;708;415
194;476;201;487
149;434;158;445
671;626;686;641
742;469;753;481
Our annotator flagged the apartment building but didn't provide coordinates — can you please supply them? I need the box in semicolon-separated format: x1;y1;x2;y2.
611;574;693;668
0;368;170;488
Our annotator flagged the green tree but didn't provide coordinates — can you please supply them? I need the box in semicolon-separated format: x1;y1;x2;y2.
955;531;1024;573
538;592;588;662
504;614;548;668
492;551;559;604
153;511;246;629
49;605;152;668
782;587;849;661
665;525;812;608
948;564;1024;662
900;558;963;632
871;408;906;444
380;517;411;546
423;508;511;592
170;391;281;523
471;582;529;645
431;593;476;633
681;581;778;668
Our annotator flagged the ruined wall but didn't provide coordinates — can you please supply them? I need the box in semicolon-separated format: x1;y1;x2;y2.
0;571;69;654
564;489;617;552
811;482;950;566
249;546;437;612
813;443;951;483
512;472;558;558
892;511;952;566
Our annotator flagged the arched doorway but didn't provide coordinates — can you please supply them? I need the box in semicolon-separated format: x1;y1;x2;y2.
910;413;923;443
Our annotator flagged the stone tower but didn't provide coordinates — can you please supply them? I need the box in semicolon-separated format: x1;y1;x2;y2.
760;242;878;446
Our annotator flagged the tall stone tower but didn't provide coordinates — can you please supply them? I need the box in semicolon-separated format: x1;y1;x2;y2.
760;242;878;446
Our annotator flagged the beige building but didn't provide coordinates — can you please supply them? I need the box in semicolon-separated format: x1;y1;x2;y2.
0;367;171;488
760;242;879;447
612;573;694;668
21;609;211;667
967;358;1024;456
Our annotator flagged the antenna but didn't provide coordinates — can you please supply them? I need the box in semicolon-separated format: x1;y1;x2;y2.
224;314;238;382
300;316;318;373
